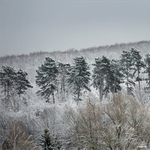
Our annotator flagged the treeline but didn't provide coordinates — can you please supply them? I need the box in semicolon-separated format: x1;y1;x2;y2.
1;48;150;149
0;48;150;107
35;48;150;103
1;94;150;150
0;66;32;110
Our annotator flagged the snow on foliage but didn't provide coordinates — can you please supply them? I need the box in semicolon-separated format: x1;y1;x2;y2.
0;41;150;149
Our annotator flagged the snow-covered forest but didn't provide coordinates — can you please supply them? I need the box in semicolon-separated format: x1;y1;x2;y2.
0;41;150;150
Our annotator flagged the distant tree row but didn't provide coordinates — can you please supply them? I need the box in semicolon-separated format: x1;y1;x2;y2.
0;48;150;105
36;48;150;102
0;66;32;109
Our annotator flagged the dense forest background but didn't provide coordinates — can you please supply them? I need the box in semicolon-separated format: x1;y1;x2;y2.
0;40;150;150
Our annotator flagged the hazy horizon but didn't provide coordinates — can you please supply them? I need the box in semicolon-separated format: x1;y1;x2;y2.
1;0;150;56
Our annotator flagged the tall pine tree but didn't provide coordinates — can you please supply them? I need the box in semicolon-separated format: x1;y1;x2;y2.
131;48;145;98
92;56;109;101
144;54;150;88
120;50;135;95
36;57;59;103
107;59;124;94
67;56;91;101
15;69;33;97
0;66;16;100
0;66;32;109
92;57;123;101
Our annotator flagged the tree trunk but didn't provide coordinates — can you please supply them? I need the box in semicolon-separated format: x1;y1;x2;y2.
77;87;80;100
138;70;142;101
127;71;129;95
99;87;103;102
4;84;6;100
52;93;55;104
148;73;150;88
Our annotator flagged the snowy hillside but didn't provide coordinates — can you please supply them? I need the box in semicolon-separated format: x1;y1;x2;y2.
0;40;150;150
0;40;150;82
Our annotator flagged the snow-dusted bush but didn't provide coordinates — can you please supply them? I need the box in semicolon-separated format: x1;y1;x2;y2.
0;113;13;148
64;93;150;150
2;121;39;150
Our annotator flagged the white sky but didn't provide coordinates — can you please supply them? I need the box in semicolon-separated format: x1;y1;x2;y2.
0;0;150;56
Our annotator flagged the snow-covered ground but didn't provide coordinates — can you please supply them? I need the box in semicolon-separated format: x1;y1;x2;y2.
0;40;150;149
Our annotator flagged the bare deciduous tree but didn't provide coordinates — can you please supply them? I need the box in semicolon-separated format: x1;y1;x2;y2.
2;121;39;150
64;93;150;150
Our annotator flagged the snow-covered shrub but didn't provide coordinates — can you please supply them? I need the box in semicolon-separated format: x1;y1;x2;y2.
2;121;39;150
64;93;150;150
0;113;13;148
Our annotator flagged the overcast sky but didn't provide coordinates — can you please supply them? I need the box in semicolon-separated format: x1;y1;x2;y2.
0;0;150;56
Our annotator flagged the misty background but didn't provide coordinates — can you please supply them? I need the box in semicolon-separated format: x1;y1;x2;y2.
0;0;150;57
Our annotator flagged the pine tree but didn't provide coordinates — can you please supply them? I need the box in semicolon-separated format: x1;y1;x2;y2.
0;66;32;110
130;48;145;98
144;54;150;88
39;129;62;150
40;129;54;150
15;69;33;97
36;57;59;103
107;59;124;94
92;57;123;101
120;50;135;95
0;66;16;100
92;56;109;101
67;56;91;101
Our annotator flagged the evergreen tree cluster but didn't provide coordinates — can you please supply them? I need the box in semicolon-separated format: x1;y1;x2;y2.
36;57;59;103
92;57;123;101
36;56;91;103
36;48;150;102
67;56;91;101
0;66;33;101
0;48;150;104
36;58;70;103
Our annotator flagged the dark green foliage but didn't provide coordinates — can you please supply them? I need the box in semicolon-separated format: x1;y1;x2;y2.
15;69;33;97
92;56;109;101
107;59;124;94
40;129;53;150
67;56;91;101
120;50;135;95
131;48;145;82
0;66;32;99
92;56;123;101
0;66;32;100
92;59;103;101
36;57;59;103
0;66;32;109
120;49;145;96
0;66;16;100
39;129;62;150
144;54;150;88
130;48;145;99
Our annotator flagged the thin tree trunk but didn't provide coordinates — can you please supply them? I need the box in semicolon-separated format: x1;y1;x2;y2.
52;93;55;104
99;87;103;102
148;73;150;88
77;86;80;100
4;84;6;100
138;70;142;101
127;70;129;95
